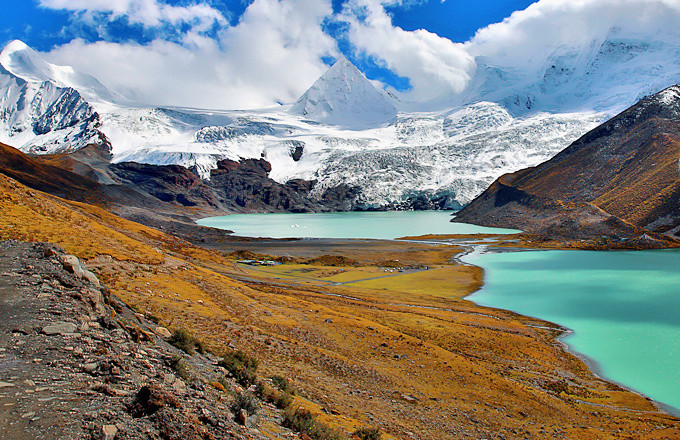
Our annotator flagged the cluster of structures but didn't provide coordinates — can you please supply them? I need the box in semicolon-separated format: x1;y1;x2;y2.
236;259;280;267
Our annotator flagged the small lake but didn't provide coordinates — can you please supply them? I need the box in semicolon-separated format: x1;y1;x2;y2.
198;211;680;415
197;211;519;239
463;248;680;415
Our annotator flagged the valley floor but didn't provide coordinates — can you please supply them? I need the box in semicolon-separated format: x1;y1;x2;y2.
1;172;680;439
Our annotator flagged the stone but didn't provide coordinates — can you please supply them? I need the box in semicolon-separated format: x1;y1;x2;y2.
101;424;118;440
237;409;247;425
82;270;101;287
172;379;186;394
0;381;14;388
60;255;86;278
154;326;172;339
83;363;99;374
42;322;78;335
59;255;100;287
401;394;419;403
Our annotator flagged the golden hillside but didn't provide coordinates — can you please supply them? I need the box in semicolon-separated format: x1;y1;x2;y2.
1;171;679;438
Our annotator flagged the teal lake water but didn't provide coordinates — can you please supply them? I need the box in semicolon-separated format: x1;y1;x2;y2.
197;211;519;239
198;211;680;414
463;248;680;415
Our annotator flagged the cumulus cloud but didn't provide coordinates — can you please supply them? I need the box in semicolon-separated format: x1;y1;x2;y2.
44;0;338;109
466;0;680;72
38;0;680;110
340;0;476;105
40;0;226;30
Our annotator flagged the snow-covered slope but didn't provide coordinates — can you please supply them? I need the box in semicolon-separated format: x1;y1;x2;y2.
98;100;602;206
465;27;680;115
290;57;397;129
1;39;678;209
0;40;117;103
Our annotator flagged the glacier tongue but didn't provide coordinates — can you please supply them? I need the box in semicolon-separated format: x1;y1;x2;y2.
290;57;397;129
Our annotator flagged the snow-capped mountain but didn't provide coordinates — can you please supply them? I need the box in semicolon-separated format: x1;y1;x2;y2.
1;37;679;209
465;27;680;115
290;56;397;129
0;40;111;154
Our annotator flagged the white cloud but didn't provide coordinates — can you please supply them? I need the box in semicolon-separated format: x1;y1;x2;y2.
340;0;476;105
466;0;680;71
44;0;338;109
40;0;226;30
38;0;680;111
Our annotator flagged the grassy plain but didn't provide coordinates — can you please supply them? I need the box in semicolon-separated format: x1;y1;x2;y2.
2;172;680;439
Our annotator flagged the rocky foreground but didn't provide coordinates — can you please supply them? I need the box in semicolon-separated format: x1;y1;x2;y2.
0;240;295;440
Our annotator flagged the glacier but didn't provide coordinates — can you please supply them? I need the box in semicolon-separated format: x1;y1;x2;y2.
1;34;679;209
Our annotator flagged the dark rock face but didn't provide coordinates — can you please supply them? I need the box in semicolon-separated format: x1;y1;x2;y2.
110;162;220;209
208;159;319;212
288;141;304;162
455;83;680;241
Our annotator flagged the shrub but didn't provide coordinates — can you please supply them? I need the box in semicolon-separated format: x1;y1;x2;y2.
170;355;191;381
271;375;293;394
219;350;258;387
209;381;226;392
283;407;346;440
231;392;259;415
275;392;294;409
168;328;205;355
353;427;382;440
256;381;294;409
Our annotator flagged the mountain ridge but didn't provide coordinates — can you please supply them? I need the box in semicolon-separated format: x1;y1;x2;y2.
2;38;680;211
454;82;680;244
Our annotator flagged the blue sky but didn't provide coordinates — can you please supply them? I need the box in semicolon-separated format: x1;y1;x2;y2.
1;1;535;50
0;0;535;95
2;0;674;110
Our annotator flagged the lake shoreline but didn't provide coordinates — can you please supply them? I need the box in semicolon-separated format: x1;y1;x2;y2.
461;245;680;418
189;212;680;431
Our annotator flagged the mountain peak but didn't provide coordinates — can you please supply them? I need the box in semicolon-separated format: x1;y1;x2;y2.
0;40;117;103
1;39;30;55
290;57;397;129
0;39;53;83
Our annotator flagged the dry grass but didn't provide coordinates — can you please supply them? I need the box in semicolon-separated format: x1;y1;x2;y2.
1;172;679;439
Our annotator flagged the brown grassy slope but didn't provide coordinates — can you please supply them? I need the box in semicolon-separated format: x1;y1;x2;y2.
455;85;680;239
0;141;101;196
1;172;679;439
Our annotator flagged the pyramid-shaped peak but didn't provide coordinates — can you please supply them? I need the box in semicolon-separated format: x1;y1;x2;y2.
329;55;355;70
290;56;397;129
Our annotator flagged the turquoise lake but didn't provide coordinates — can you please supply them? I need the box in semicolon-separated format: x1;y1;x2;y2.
463;248;680;415
198;211;680;414
197;211;519;239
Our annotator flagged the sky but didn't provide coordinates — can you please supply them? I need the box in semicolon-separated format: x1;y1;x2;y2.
1;0;680;109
